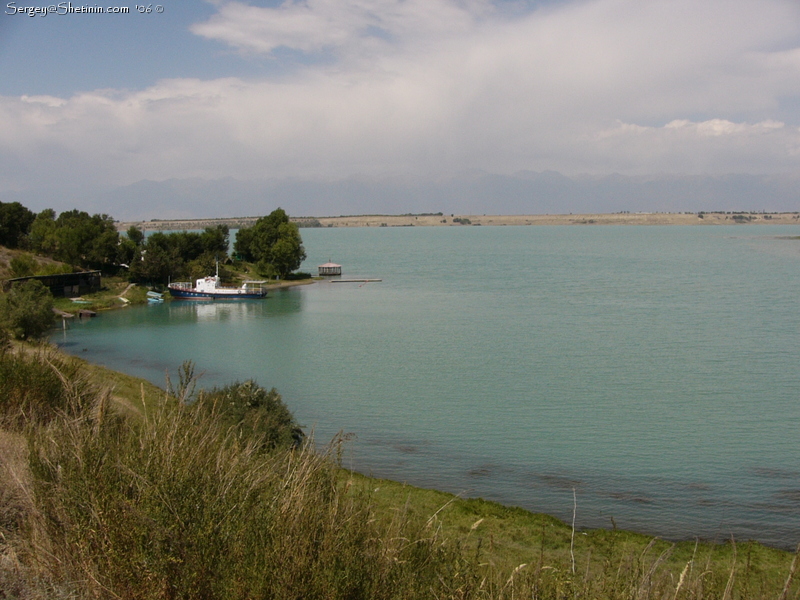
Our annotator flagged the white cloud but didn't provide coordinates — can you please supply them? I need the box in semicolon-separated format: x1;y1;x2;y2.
2;0;800;204
191;0;492;57
594;118;800;173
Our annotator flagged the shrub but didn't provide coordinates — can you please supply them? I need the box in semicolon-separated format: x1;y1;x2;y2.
197;380;302;449
284;271;312;281
0;279;55;340
9;254;38;278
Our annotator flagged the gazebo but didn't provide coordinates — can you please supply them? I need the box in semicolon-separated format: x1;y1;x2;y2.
318;262;342;276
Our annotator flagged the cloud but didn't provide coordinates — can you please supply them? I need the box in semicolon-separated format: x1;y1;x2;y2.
190;0;491;57
593;119;800;173
1;0;800;210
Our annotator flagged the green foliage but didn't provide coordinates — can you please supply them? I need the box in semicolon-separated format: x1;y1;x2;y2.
197;380;301;449
29;209;120;271
200;224;230;256
129;243;177;284
129;227;230;284
0;280;55;340
284;271;312;281
186;252;233;282
271;222;306;277
125;225;144;246
28;208;58;255
36;262;77;276
235;209;306;278
0;201;35;248
233;225;254;260
9;254;38;278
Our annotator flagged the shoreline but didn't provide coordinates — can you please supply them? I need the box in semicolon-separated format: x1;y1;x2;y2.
117;211;800;231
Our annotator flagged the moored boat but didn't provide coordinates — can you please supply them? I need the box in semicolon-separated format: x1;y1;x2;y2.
168;267;267;300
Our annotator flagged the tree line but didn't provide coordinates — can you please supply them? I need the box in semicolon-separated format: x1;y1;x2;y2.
0;201;306;284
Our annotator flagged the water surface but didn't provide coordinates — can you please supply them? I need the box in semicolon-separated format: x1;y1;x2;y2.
57;225;800;548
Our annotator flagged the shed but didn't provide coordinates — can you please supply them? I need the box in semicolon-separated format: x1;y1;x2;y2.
4;271;102;298
318;262;342;276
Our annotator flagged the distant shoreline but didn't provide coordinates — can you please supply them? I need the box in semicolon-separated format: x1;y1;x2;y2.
117;211;800;231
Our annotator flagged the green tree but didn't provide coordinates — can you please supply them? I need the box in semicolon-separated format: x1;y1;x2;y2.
126;226;144;246
233;225;255;261
118;226;145;266
52;210;119;270
0;280;55;340
29;209;58;256
30;209;120;271
129;245;178;284
0;202;35;249
270;222;306;277
235;209;306;278
199;225;229;256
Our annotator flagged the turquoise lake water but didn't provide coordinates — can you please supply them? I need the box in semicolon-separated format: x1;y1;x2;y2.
55;225;800;548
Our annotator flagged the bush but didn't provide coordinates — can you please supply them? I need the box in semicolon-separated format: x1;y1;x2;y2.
9;254;38;278
197;380;302;449
284;271;312;281
0;280;55;340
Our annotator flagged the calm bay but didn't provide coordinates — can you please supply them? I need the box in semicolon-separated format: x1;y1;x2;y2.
55;224;800;548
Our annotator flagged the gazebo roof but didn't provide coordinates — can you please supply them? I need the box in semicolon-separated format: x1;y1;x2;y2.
318;262;341;268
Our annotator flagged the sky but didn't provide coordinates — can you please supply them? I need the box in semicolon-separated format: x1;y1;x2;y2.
1;0;799;219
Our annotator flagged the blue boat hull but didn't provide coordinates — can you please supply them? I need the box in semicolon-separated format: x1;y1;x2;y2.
168;288;267;300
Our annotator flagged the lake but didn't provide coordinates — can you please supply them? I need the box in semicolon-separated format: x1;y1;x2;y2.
55;224;800;548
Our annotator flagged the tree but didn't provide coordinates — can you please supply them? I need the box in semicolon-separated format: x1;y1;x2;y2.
52;210;119;270
199;225;229;256
235;209;306;278
129;245;178;284
233;226;255;261
0;280;55;340
128;228;231;284
270;222;306;277
126;226;144;246
30;209;120;271
0;202;35;249
29;209;58;255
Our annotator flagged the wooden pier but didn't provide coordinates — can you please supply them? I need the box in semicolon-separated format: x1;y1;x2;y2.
330;279;382;283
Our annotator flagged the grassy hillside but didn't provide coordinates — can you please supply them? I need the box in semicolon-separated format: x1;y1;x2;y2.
0;343;797;599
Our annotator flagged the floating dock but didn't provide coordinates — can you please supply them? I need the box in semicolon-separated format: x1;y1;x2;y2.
330;279;382;283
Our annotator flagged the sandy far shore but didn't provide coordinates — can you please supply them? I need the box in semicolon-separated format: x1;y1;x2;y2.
306;212;800;228
118;212;800;231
